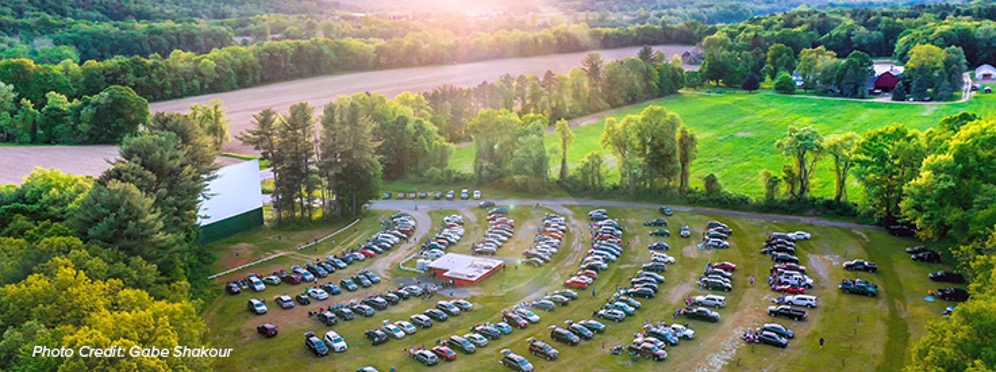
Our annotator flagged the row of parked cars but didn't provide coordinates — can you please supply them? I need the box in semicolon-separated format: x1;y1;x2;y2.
471;207;514;256
700;220;734;249
384;189;482;200
904;246;970;303
757;232;814;348
522;214;567;267
565;210;623;290
698;261;737;292
421;214;465;260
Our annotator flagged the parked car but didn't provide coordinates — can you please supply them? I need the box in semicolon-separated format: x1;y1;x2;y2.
782;295;818;308
532;300;557;312
411;349;439;366
839;278;878;297
364;329;389;346
648;242;670;250
682;307;720;322
699;278;732;292
912;251;942;263
762;323;794;339
446;335;476;354
410;314;433;328
565;322;594;340
323;331;348;352
437;301;461;316
934;288;970;302
305;331;330;356
225;282;241;294
500;349;534;372
578;319;606;334
649;229;671;237
711;262;737;271
549;326;580;346
759;331;789;348
659;206;674;216
679;225;691;238
425;308;449;322
248;299;267;315
514;308;541;323
274;294;294;309
625;287;656;299
642;262;668;273
257;323;278;338
307;287;329;300
452;300;474;312
317;311;338;326
692;294;727;308
494;322;514;335
596;309;627;322
526;337;559;360
767;305;807;321
843;259;878;273
382;321;406;339
628;342;668;361
431;345;457;361
472;325;502;340
644;218;668;227
503;311;529;328
789;231;811;240
929;271;966;283
906;246;932;254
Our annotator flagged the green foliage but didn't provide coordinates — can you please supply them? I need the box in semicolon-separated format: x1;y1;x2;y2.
571;152;606;192
741;73;760;92
825;133;860;202
78;85;149;144
774;72;796;94
760;169;781;200
703;173;722;197
838;51;873;98
0;168;92;227
555;119;574;182
676;125;698;194
317;100;383;217
189;98;231;151
766;43;796;80
797;46;840;93
853;124;926;222
776;126;825;200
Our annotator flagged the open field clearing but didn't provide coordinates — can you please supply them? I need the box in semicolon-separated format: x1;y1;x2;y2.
201;200;954;371
448;91;996;199
149;44;691;154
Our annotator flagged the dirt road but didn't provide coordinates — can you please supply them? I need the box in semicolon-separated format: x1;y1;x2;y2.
148;44;692;154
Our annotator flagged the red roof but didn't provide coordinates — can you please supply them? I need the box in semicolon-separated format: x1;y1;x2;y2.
874;72;900;90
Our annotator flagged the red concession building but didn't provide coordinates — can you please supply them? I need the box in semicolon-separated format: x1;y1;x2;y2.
427;253;504;287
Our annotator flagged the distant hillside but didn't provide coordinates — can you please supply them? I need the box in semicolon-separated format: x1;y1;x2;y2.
0;0;333;21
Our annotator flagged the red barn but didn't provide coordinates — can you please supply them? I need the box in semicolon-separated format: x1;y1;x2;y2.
874;71;901;91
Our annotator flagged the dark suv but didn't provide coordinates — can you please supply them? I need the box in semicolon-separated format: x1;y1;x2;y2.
526;337;559;361
365;329;389;346
446;335;476;354
305;331;329;357
843;260;878;273
500;349;534;371
548;326;580;346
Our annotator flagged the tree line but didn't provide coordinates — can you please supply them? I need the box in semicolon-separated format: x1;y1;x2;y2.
0;110;222;370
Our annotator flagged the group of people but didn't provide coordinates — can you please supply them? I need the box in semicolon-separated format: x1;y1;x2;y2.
743;328;764;343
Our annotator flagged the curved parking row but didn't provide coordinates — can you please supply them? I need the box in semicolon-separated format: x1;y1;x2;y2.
752;231;816;348
420;214;465;260
521;213;567;267
471;207;514;256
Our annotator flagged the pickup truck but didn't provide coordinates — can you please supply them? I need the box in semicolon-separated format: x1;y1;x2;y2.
843;260;878;273
767;305;807;321
839;278;878;297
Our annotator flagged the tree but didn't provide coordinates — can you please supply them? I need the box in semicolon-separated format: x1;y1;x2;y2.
838;51;873;98
782;164;798;198
637;45;655;65
554;119;574;183
69;180;171;268
236;108;283;222
78;86;149;144
581;53;606;111
892;81;908;101
825;133;859;202
188;98;230;150
797;46;838;92
317;101;382;217
676;125;697;195
760;169;781;201
468;109;521;183
776;126;825;200
766;43;796;80
572;152;605;192
901;118;995;241
631;106;682;188
853;124;926;222
703;173;722;197
741;73;760;92
275;102;316;219
774;72;796;94
701;33;732;86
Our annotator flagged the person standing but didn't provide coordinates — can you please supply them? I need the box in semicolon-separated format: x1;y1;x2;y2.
819;337;825;350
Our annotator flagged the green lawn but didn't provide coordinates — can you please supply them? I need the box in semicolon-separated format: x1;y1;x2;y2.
199;204;954;371
448;91;996;199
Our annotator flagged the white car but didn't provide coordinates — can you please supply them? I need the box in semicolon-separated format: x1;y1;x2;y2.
350;252;366;261
692;294;727;308
651;253;677;264
307;287;329;300
464;333;488;347
790;231;812;240
395;321;418;335
669;323;696;339
514;307;541;323
473;190;481;199
248;276;266;292
423;249;445;260
383;321;407;339
323;331;348;352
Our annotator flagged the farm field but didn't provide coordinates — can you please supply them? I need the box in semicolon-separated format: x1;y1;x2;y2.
149;44;692;155
200;201;956;371
447;90;996;199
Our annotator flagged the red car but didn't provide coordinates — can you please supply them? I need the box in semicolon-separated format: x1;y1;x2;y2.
712;262;737;271
256;323;278;338
577;270;599;280
431;345;457;361
503;311;529;328
773;263;807;273
774;284;806;294
565;278;589;289
360;249;377;258
396;193;406;200
279;272;303;285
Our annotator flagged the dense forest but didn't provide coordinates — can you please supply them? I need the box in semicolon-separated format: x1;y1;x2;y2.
0;0;327;21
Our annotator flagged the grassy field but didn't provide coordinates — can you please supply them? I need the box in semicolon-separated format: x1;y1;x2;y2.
447;91;996;199
198;203;957;371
